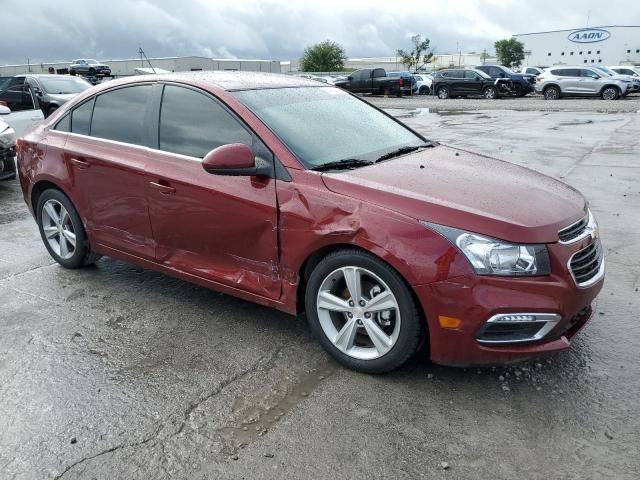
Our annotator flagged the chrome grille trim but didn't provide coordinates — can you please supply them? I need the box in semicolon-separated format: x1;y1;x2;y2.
568;239;605;288
558;213;589;243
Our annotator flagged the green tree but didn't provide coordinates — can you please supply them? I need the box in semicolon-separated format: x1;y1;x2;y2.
494;38;525;69
300;40;347;72
397;34;434;72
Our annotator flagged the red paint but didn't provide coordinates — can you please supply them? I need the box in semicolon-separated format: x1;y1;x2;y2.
17;72;604;366
203;143;255;170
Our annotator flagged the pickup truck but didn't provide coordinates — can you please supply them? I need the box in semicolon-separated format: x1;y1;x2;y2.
334;68;411;96
475;65;536;96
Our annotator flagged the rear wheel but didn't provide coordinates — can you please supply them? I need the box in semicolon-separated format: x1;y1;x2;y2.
543;86;560;100
305;249;422;373
601;86;620;100
88;67;96;75
437;86;450;99
37;189;101;268
483;86;498;99
419;86;430;95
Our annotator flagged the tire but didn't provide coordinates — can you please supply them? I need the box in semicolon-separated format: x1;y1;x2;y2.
36;189;101;268
601;86;620;100
305;249;423;374
514;84;528;97
483;86;498;99
88;67;96;75
419;86;429;95
436;86;450;99
543;86;560;100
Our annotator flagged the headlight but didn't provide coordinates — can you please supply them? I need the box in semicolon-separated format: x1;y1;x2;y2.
421;222;550;276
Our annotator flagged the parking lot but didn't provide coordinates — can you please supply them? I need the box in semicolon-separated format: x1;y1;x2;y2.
1;102;639;479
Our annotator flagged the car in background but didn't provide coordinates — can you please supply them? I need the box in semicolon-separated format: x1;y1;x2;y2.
475;65;536;96
608;66;640;77
535;66;628;100
69;59;111;76
334;68;411;96
0;117;17;180
17;72;603;372
0;86;45;136
521;66;546;76
387;71;417;94
412;73;433;94
590;65;640;93
0;75;92;117
432;68;501;99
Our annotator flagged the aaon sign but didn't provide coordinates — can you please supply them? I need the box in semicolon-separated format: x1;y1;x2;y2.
568;28;611;43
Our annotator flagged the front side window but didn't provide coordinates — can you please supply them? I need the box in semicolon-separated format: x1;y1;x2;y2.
71;99;94;136
232;86;425;169
54;114;71;132
372;69;385;78
90;85;151;145
464;70;478;79
159;85;252;158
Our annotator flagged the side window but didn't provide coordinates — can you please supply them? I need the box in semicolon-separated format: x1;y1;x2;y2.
159;85;252;159
464;70;478;79
489;67;503;77
581;69;597;78
565;69;580;77
90;85;151;145
71;99;94;136
6;85;35;111
414;76;422;81
372;69;385;78
54;114;71;132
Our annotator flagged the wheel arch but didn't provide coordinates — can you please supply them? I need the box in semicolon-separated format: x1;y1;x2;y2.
31;179;71;220
600;84;621;95
542;83;561;93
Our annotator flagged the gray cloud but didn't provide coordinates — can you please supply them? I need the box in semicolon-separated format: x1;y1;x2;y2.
1;0;635;65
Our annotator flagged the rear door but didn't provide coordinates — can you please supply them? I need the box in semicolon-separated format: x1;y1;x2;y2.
63;84;156;259
144;83;280;299
449;70;466;95
0;82;44;136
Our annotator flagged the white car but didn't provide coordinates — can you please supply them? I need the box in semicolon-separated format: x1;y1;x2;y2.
412;73;433;94
521;66;545;76
0;99;44;137
608;66;640;77
0;117;17;180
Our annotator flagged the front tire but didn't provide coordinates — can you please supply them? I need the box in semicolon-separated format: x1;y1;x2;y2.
544;86;560;100
305;249;422;373
419;86;430;95
37;189;101;268
483;86;498;99
601;86;620;100
436;86;450;99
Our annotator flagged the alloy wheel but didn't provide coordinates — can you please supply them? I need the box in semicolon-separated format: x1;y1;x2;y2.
316;266;401;360
602;87;617;100
437;87;449;99
41;199;76;260
484;87;497;99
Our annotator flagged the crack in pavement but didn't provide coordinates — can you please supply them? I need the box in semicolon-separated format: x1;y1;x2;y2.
0;261;57;283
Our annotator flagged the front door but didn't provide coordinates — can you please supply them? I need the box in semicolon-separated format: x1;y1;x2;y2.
145;84;280;299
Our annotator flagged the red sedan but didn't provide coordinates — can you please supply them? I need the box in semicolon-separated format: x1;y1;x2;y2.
16;72;604;373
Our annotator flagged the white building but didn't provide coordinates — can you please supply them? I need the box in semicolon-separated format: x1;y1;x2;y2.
514;25;640;67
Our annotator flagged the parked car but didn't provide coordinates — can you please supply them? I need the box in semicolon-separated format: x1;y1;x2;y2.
535;66;629;100
0;75;92;117
432;69;502;99
387;71;417;94
0;117;17;181
608;66;640;77
334;68;411;96
521;66;546;76
17;72;604;373
475;65;536;96
590;65;640;93
0;86;45;136
412;73;433;94
69;59;111;76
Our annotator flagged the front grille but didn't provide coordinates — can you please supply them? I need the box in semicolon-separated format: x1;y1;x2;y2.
570;240;603;286
558;215;589;243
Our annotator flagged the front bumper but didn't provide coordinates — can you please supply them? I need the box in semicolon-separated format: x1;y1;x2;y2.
413;236;604;366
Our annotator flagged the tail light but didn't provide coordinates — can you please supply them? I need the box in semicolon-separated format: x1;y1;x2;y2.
537;76;544;82
399;78;404;86
0;100;7;107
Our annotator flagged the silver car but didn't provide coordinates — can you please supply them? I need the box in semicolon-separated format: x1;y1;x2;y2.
535;66;628;100
591;65;640;93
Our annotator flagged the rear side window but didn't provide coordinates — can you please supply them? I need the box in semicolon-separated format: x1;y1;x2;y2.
71;99;94;136
372;69;385;78
158;85;252;158
90;85;151;146
464;70;478;79
54;114;70;132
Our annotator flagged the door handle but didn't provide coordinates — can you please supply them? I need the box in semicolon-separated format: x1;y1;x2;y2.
69;157;90;169
149;181;176;195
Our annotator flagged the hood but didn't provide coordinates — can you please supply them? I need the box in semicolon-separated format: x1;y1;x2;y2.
321;145;586;244
45;93;80;104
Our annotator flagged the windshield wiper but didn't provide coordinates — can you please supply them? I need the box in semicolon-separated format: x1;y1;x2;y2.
311;158;374;172
374;143;432;163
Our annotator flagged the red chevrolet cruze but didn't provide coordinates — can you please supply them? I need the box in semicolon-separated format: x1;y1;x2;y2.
17;72;604;373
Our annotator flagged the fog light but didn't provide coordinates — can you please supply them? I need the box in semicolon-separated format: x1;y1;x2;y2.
477;313;561;344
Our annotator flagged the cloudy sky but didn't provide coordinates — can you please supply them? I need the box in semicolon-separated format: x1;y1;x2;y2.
2;0;636;65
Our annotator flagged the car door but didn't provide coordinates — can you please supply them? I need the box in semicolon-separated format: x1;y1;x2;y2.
0;83;44;136
578;68;600;94
144;83;280;299
464;70;483;95
449;70;467;95
62;84;156;259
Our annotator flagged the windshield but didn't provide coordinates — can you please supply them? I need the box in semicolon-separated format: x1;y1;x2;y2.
87;59;99;64
38;76;92;94
233;87;425;169
594;66;614;76
501;66;516;75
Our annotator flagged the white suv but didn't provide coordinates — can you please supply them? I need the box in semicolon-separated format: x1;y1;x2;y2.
535;66;628;100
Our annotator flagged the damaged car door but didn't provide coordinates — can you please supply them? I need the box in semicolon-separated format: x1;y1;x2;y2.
145;83;280;299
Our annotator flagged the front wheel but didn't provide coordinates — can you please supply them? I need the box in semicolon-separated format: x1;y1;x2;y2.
305;250;423;373
37;189;101;268
601;86;620;100
483;86;498;99
436;86;450;99
419;86;430;95
544;86;560;100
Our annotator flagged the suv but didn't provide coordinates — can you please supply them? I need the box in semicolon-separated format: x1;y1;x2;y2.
69;59;111;77
0;117;17;180
432;69;501;99
475;65;536;96
536;67;629;100
591;65;640;93
521;66;546;76
608;66;640;77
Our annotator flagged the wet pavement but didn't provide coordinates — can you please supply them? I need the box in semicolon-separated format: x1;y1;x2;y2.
1;109;639;479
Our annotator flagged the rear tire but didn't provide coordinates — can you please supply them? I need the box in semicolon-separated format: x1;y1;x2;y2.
419;86;430;95
601;86;620;100
305;249;423;374
36;189;101;269
436;86;450;99
543;86;560;100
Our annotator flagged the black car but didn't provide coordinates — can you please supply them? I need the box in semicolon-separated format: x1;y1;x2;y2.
432;69;501;99
334;68;411;96
0;75;92;117
475;65;536;96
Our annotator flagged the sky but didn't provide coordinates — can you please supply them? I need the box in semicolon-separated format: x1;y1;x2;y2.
1;0;637;65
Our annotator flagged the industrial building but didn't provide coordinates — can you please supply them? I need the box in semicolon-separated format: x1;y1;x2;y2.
0;56;281;77
514;25;640;67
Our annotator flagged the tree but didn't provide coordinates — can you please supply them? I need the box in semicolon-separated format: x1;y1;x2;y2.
494;38;525;69
300;40;347;72
397;34;434;72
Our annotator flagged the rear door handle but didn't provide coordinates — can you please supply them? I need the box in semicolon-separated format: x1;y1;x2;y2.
69;157;90;169
149;181;176;195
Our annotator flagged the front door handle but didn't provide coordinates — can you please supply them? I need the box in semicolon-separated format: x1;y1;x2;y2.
69;157;90;169
149;181;176;195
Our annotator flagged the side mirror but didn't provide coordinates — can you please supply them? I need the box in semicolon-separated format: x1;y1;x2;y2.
475;76;481;81
202;143;271;177
0;105;11;115
34;87;43;96
591;75;599;79
499;73;506;78
347;76;353;81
